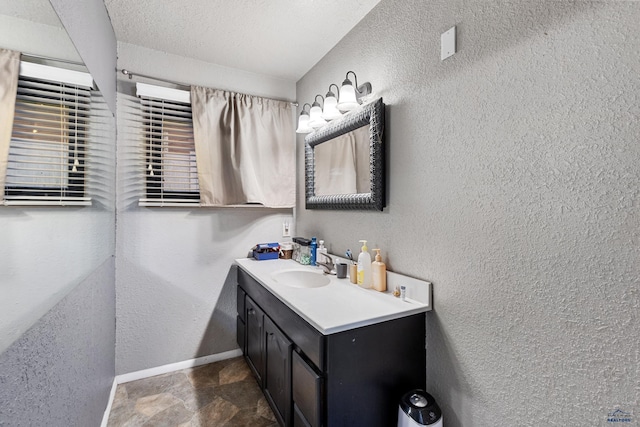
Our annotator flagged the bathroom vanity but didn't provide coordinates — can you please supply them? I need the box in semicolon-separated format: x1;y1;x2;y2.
235;258;431;427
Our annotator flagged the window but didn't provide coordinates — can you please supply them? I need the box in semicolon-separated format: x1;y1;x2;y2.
4;62;93;206
137;83;200;206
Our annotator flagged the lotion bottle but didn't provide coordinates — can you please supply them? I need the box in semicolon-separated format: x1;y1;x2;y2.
357;240;372;288
371;249;387;292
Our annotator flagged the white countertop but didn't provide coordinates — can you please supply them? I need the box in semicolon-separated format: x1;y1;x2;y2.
235;258;431;335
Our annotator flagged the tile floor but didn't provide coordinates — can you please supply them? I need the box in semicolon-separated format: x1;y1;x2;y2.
107;356;278;427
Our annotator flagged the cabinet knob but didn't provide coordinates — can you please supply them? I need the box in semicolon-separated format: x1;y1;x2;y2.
248;308;255;315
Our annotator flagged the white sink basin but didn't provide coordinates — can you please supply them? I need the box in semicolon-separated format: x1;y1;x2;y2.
271;269;331;288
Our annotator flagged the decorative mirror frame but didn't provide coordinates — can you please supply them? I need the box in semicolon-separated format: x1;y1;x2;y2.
305;98;385;211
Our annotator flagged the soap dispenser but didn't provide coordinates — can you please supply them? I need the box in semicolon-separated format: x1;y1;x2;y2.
357;240;372;289
372;249;387;292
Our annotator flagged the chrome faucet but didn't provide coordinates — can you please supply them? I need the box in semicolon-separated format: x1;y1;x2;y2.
316;252;335;275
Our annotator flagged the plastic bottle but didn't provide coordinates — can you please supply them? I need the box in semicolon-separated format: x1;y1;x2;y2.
310;237;318;266
372;249;387;292
317;240;328;260
357;240;372;288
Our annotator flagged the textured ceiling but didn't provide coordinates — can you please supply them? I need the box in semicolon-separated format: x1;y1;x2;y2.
104;0;381;81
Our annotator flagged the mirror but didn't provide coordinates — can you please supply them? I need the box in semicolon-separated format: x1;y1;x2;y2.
0;1;116;355
305;98;385;210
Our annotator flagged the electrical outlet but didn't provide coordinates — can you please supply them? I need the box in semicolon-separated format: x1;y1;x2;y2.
282;220;291;237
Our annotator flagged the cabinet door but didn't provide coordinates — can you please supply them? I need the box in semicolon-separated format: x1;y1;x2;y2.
236;315;245;353
245;297;265;385
236;287;246;353
264;316;292;426
292;351;322;427
237;286;246;321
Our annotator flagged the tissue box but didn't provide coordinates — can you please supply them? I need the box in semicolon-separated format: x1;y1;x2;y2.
252;243;280;261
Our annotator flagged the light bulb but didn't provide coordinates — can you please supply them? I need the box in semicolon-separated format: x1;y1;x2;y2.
296;112;312;134
337;81;358;112
308;103;327;129
322;95;342;120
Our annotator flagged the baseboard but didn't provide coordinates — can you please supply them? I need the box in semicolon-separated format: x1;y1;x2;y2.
115;348;243;385
100;378;118;427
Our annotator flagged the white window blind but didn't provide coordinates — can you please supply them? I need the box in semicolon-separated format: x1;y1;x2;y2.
137;83;200;207
4;63;93;206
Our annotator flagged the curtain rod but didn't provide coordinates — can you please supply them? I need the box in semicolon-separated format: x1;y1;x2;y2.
21;52;85;67
118;68;298;107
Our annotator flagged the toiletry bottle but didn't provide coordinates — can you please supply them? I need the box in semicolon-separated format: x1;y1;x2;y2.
357;240;372;288
350;264;358;284
310;237;318;266
372;249;387;292
318;240;327;259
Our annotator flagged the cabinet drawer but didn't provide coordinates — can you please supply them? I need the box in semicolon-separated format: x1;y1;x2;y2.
292;351;322;427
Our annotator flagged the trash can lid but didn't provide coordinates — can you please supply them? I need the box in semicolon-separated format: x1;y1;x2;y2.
399;389;442;425
410;393;428;407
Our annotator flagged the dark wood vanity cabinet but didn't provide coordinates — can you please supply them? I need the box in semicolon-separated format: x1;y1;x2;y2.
236;267;426;427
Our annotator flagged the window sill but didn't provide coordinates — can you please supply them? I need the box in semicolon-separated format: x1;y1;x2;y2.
2;198;92;207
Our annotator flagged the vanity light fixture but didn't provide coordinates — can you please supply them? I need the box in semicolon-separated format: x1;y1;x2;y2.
297;71;373;134
295;103;313;134
337;71;372;112
322;84;343;121
308;95;328;129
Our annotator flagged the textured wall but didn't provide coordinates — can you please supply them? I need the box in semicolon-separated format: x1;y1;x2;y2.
0;13;81;62
296;1;639;425
0;256;115;427
117;42;295;102
115;43;296;374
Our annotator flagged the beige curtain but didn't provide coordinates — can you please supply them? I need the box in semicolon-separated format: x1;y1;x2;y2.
190;86;295;207
314;132;357;196
0;49;20;202
314;125;371;196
